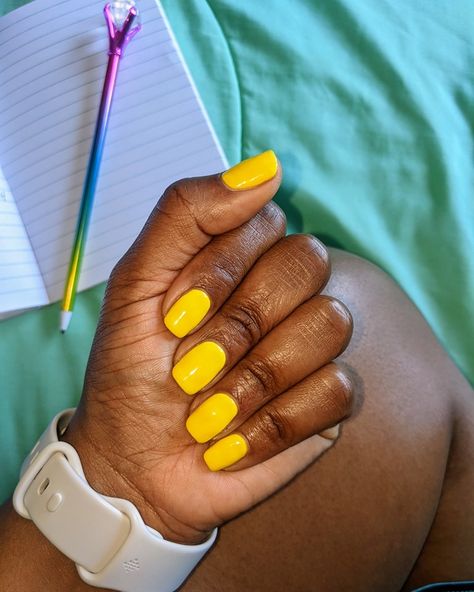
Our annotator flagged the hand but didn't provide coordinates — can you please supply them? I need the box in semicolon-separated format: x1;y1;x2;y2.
64;151;353;545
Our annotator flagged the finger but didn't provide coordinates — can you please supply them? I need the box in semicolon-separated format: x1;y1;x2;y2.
107;151;281;307
161;202;286;338
185;295;352;441
171;235;330;395
202;363;353;471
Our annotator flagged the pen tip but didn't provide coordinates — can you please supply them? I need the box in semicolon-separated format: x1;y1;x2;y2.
59;310;72;333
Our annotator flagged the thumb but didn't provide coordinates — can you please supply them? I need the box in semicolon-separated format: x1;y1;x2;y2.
109;150;281;303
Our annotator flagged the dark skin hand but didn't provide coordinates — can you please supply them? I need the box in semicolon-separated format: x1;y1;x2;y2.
65;157;353;542
0;154;353;590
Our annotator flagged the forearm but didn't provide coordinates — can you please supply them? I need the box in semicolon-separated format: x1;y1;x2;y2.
0;500;104;592
0;423;156;592
0;422;210;592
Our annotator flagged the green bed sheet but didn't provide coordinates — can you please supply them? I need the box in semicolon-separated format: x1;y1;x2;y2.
1;0;473;503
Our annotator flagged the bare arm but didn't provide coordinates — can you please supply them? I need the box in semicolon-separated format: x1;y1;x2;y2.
0;154;352;591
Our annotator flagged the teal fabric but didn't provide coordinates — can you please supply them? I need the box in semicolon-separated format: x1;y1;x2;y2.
1;0;473;504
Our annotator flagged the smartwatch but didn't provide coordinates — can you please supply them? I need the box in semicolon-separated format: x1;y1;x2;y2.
13;409;217;592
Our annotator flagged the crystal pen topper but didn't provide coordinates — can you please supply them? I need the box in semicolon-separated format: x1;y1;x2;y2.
59;1;141;333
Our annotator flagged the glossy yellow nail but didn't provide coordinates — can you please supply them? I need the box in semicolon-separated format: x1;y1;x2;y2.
222;150;278;190
164;289;211;338
186;393;238;443
172;341;226;395
203;434;248;471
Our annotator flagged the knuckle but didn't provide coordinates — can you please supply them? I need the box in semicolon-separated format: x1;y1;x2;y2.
162;179;213;237
108;255;131;288
324;364;354;419
165;179;193;208
259;405;293;445
103;262;134;312
288;233;329;265
317;296;353;353
201;248;247;291
256;202;287;236
240;355;279;402
163;181;195;225
221;299;266;346
279;234;330;285
107;249;147;296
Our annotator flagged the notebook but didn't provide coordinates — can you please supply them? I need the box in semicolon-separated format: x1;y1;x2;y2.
0;0;227;317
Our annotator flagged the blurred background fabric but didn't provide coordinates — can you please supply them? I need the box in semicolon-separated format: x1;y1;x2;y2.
1;0;473;502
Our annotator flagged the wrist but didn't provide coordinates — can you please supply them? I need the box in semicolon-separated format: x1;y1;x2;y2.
12;408;217;592
61;408;212;546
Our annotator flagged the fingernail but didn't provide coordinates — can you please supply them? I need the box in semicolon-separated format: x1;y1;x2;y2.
203;434;248;471
222;150;278;190
319;424;341;441
164;289;211;338
186;393;238;443
172;341;226;395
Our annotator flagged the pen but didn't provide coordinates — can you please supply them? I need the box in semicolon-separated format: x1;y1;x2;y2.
60;1;141;333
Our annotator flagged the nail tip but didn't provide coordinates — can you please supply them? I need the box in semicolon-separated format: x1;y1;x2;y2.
203;451;220;472
164;289;211;337
222;149;278;190
202;434;248;472
185;422;208;444
185;393;238;444
172;368;191;394
164;320;185;338
172;341;226;395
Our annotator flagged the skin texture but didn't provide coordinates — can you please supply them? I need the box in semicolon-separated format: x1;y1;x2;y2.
0;164;472;591
59;167;353;547
179;250;474;592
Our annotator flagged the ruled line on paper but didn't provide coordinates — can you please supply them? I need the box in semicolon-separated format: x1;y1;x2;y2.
30;143;221;256
6;80;195;173
43;156;225;301
29;144;221;271
1;271;47;280
8;78;197;186
0;258;44;266
10;87;199;190
0;166;48;312
1;41;175;133
40;155;224;276
1;19;165;97
16;118;210;230
1;23;167;104
14;111;207;207
0;223;27;229
0;286;52;296
0;1;156;53
0;0;227;308
0;3;158;49
24;124;212;235
4;64;187;157
0;0;72;37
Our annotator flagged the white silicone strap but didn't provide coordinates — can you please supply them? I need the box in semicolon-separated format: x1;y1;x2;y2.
23;450;131;573
13;409;217;592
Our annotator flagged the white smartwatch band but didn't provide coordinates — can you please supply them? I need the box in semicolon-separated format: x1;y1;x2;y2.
13;409;217;592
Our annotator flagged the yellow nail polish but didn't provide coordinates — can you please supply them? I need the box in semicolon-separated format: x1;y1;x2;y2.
186;393;238;443
172;341;226;395
222;150;278;190
164;289;211;338
203;434;248;471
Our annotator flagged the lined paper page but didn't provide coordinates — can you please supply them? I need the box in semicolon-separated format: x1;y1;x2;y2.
0;0;227;302
0;165;48;314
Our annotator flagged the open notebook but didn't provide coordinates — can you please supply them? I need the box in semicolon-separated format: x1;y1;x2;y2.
0;0;227;317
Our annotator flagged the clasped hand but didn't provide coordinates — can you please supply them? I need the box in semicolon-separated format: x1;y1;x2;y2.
63;152;353;545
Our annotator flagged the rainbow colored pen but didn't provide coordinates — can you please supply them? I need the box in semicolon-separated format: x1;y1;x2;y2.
60;1;141;333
